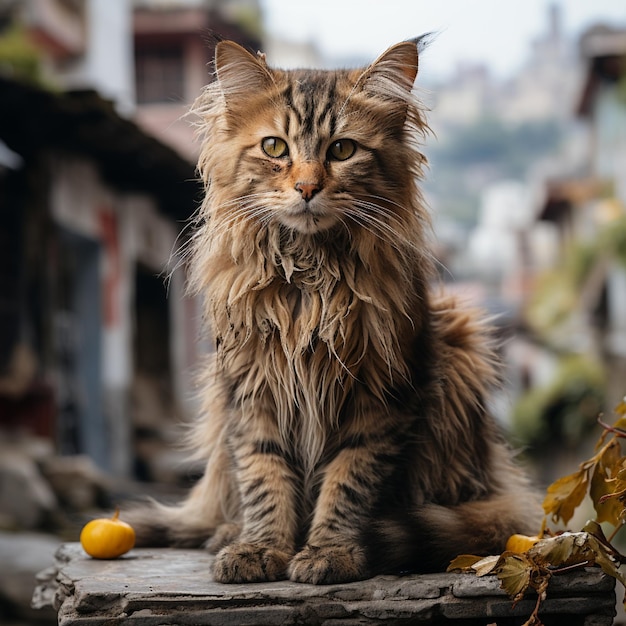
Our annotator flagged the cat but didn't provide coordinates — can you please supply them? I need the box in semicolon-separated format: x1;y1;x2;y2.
126;37;541;585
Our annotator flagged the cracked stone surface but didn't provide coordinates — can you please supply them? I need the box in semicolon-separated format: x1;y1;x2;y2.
33;543;617;625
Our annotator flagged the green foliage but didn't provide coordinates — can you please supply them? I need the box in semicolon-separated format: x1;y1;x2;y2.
0;23;42;83
599;215;626;268
526;216;626;341
513;355;606;452
525;264;581;337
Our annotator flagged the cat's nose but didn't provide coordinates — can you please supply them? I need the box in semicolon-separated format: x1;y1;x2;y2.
295;181;321;202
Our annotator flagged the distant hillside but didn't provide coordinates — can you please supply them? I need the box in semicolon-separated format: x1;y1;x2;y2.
423;116;565;227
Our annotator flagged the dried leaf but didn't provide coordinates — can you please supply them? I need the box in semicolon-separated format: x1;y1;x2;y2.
616;464;626;481
614;416;626;431
447;554;485;572
495;553;533;603
599;439;622;468
591;461;624;526
584;519;626;562
528;532;592;568
472;555;501;577
597;412;626;447
521;614;544;626
584;536;626;589
527;531;626;590
542;469;589;525
582;519;608;543
522;576;550;626
448;399;626;626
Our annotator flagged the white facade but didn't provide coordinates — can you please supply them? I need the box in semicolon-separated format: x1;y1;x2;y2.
22;0;136;114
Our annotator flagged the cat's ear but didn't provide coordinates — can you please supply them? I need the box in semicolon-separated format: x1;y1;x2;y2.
357;39;422;97
214;41;273;100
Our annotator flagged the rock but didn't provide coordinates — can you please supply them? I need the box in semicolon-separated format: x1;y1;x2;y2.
40;454;110;511
0;531;59;623
34;543;617;625
0;446;57;530
0;432;115;535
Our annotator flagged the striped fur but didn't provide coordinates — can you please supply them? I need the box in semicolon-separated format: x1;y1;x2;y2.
126;40;541;584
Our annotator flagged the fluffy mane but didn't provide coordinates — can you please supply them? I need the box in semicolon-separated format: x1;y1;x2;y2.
187;42;433;470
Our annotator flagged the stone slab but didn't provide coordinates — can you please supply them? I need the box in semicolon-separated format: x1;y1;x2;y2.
34;543;617;625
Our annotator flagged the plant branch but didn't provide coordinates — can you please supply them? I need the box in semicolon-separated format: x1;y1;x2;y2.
597;416;626;438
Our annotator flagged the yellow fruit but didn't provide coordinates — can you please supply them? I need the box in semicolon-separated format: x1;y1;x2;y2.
80;508;136;559
505;533;540;554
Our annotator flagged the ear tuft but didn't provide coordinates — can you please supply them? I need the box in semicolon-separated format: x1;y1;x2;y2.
358;40;420;97
214;41;273;100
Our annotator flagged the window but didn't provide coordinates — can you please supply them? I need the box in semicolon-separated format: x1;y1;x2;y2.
135;47;184;104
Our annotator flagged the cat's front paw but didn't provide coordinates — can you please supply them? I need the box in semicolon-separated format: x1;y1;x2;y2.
212;542;291;583
288;544;368;584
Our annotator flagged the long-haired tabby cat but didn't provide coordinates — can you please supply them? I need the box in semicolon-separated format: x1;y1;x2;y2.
127;37;540;584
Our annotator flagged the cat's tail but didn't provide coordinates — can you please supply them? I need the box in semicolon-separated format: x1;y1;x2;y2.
121;451;238;548
122;497;211;548
365;493;543;574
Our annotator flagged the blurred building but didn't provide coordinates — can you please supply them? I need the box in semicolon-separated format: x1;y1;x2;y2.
501;23;626;470
0;0;263;481
431;4;579;132
537;24;626;403
0;74;200;478
133;0;262;161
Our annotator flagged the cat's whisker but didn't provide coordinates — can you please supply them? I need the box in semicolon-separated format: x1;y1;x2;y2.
207;196;277;235
358;204;422;246
343;203;418;254
165;220;211;288
167;223;195;272
342;214;405;257
359;193;411;214
350;206;409;242
353;196;421;233
335;216;355;244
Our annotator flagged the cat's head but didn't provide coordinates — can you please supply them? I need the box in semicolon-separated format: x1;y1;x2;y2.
195;39;429;238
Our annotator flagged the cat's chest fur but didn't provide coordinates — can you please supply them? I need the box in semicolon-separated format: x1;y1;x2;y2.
243;251;391;369
221;258;367;384
216;248;405;463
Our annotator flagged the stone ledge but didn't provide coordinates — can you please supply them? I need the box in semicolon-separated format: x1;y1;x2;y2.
33;543;617;625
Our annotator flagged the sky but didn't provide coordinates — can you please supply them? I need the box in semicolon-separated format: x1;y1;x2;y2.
259;0;626;81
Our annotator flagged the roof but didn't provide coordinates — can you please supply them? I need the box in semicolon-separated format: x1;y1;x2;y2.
537;177;606;222
577;26;626;118
0;76;201;221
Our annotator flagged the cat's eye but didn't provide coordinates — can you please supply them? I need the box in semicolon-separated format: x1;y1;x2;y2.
328;139;356;161
261;137;289;158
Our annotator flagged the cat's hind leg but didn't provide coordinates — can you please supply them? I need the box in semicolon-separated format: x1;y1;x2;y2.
364;494;542;575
